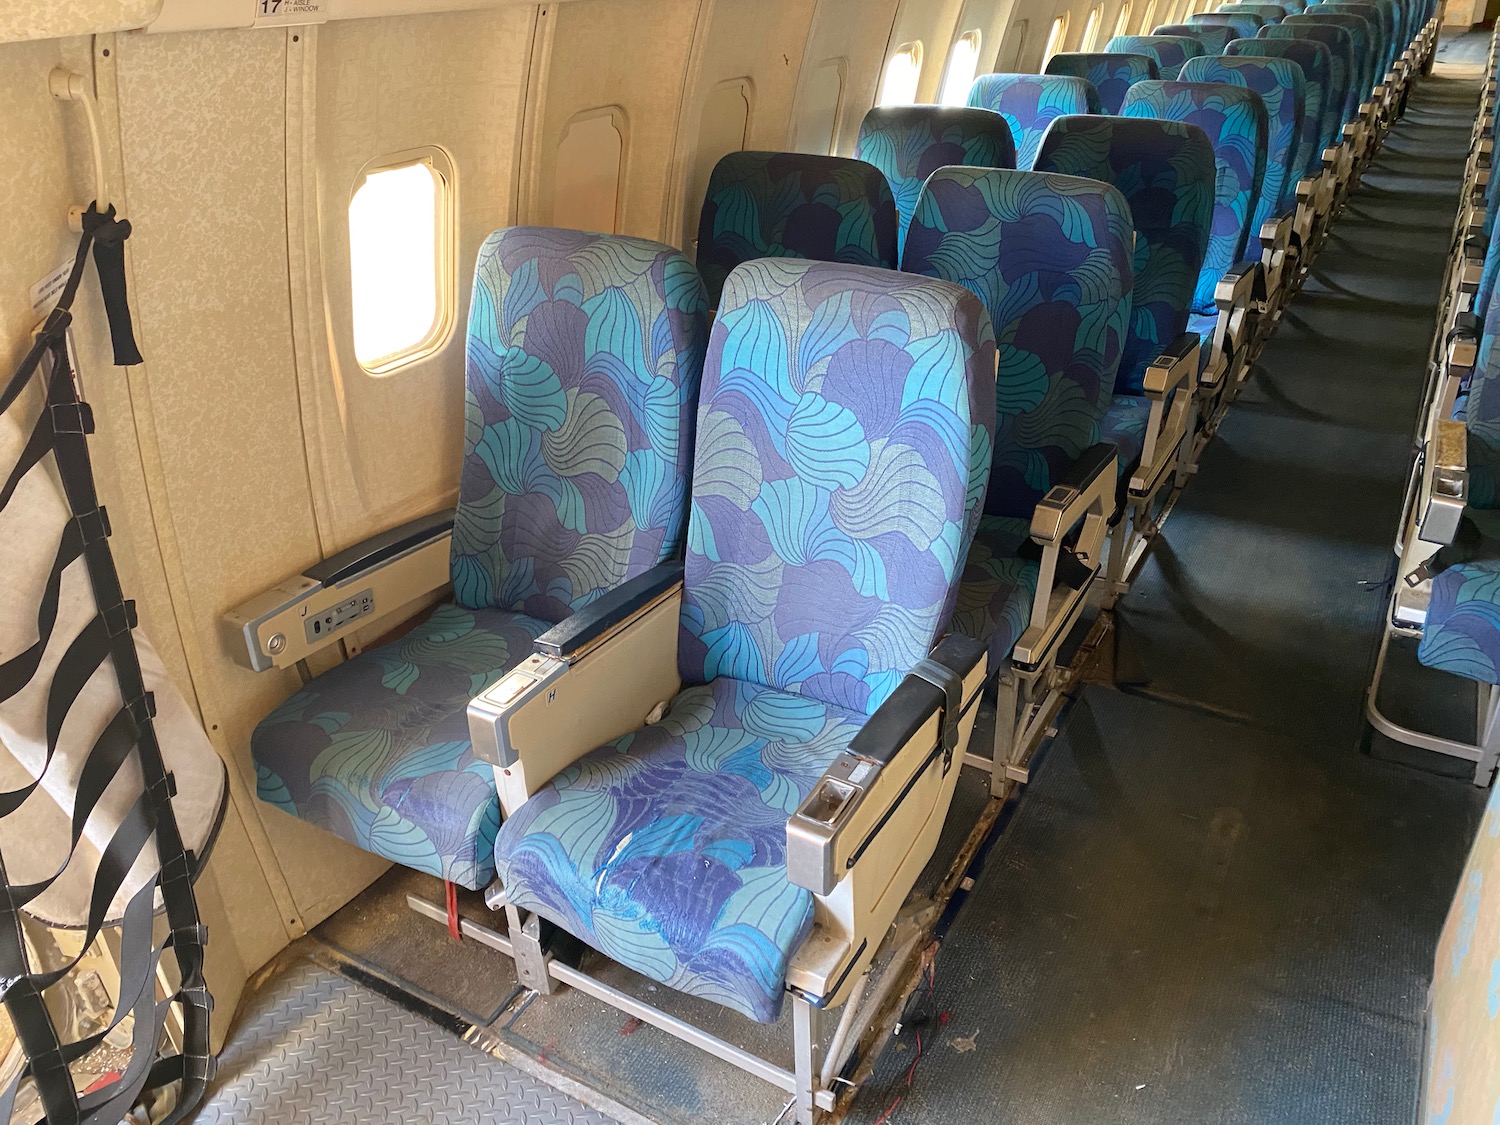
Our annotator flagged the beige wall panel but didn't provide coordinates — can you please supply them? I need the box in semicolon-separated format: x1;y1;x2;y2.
288;9;535;555
791;0;901;157
0;1;160;45
525;0;702;242
113;28;391;935
888;0;966;103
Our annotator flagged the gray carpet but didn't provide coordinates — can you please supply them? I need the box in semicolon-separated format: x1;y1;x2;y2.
848;71;1492;1125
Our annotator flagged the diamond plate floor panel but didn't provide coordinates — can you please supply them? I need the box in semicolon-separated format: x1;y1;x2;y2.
192;956;620;1125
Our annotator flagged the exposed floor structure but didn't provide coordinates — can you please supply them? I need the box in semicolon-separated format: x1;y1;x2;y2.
848;64;1492;1125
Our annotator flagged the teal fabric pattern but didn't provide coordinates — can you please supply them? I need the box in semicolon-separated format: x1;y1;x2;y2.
855;105;1017;250
952;515;1040;665
1316;0;1396;70
1104;34;1206;79
694;151;899;309
1100;393;1152;467
1221;2;1289;23
966;73;1104;169
1122;79;1269;315
1154;23;1236;53
900;167;1135;520
1043;52;1160;114
1270;20;1359;121
493;259;996;1024
1287;12;1378;100
1420;563;1500;686
1189;10;1266;38
1226;36;1331;179
252;228;708;889
1179;55;1306;228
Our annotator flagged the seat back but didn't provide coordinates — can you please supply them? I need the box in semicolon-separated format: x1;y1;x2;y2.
1121;80;1269;314
1189;10;1266;37
459;228;708;620
1180;55;1306;230
855;106;1017;250
1220;3;1289;23
901;168;1135;520
677;259;996;716
1315;0;1395;70
1033;115;1216;395
1227;37;1332;177
1261;22;1355;127
1043;52;1160;113
966;73;1104;169
1281;15;1368;110
1301;9;1382;90
1104;34;1206;79
1153;23;1236;52
694;152;899;309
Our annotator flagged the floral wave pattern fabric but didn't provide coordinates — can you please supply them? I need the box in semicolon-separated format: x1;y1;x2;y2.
1180;55;1306;226
1424;782;1500;1123
492;677;865;1023
1100;393;1153;468
1122;80;1269;316
1264;23;1356;126
254;604;550;889
1153;24;1237;53
855;106;1017;252
694;151;900;309
678;259;997;718
1419;563;1500;686
900;167;1135;519
1033;114;1215;396
1225;37;1331;179
1189;11;1265;38
457;226;708;622
1043;52;1160;114
1286;13;1374;106
966;74;1104;170
1103;35;1206;80
951;515;1041;664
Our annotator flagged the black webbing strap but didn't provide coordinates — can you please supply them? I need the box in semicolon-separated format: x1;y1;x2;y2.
0;214;214;1123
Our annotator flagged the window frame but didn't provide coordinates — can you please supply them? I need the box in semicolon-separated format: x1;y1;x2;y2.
1041;14;1070;65
939;29;984;106
878;40;925;107
1081;5;1104;49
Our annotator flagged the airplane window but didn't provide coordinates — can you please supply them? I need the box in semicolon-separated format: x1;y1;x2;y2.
1138;0;1159;32
878;41;923;107
348;151;453;374
1113;1;1133;38
940;30;983;106
1041;14;1069;64
1081;6;1103;49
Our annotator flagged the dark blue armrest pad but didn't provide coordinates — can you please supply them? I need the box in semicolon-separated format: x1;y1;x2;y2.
1160;330;1201;363
533;561;685;660
302;511;454;587
846;634;986;768
1056;442;1118;494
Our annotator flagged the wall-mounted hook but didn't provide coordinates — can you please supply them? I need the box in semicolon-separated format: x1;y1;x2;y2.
49;68;109;234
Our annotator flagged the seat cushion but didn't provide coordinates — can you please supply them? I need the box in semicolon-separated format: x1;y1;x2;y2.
492;676;867;1023
253;602;549;889
1189;310;1220;374
1101;394;1152;471
1420;562;1500;686
951;516;1042;665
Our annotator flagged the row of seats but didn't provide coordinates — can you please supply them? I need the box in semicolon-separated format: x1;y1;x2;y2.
1377;28;1500;787
238;3;1442;1120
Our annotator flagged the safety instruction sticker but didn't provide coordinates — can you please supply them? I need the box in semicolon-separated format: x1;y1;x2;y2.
30;259;73;317
254;0;328;25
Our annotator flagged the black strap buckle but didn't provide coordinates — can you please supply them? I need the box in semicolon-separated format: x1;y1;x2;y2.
908;657;963;773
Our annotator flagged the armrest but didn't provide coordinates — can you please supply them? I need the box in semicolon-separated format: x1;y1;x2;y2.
1133;331;1198;499
533;562;684;661
470;577;684;816
1029;442;1117;545
785;634;985;897
1417;418;1469;547
1141;330;1199;397
221;510;453;671
1214;259;1261;312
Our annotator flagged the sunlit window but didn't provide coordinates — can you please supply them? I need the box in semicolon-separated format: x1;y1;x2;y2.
940;30;983;106
1113;1;1133;37
349;151;453;373
1139;0;1159;32
879;41;924;106
1042;15;1070;64
1081;6;1104;49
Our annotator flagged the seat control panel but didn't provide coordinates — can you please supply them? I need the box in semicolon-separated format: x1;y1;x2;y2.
305;589;374;644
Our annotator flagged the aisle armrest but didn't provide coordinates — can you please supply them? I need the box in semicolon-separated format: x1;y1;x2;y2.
1417;419;1469;548
1131;331;1198;499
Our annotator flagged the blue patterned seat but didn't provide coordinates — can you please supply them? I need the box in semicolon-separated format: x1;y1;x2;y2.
1179;56;1305;242
252;228;708;890
1221;2;1288;22
1271;20;1360;120
1033;116;1215;470
966;73;1104;169
1043;52;1160;114
1154;23;1236;53
1288;12;1377;100
854;106;1017;251
493;258;995;1023
900;167;1135;661
694;151;899;309
1318;0;1396;71
1189;10;1266;38
1104;35;1206;80
1227;37;1332;179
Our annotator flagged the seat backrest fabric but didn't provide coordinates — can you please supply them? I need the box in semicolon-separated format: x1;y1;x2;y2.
855;106;1018;250
458;228;708;622
1190;11;1266;37
902;167;1136;520
1105;34;1207;79
1153;23;1237;52
966;73;1105;169
1221;3;1288;23
1180;55;1306;226
1227;36;1331;176
1261;22;1355;127
1298;9;1380;91
694;151;899;310
677;259;996;717
1121;80;1269;314
1044;52;1160;113
1282;15;1369;110
1315;0;1395;69
1033;115;1216;395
